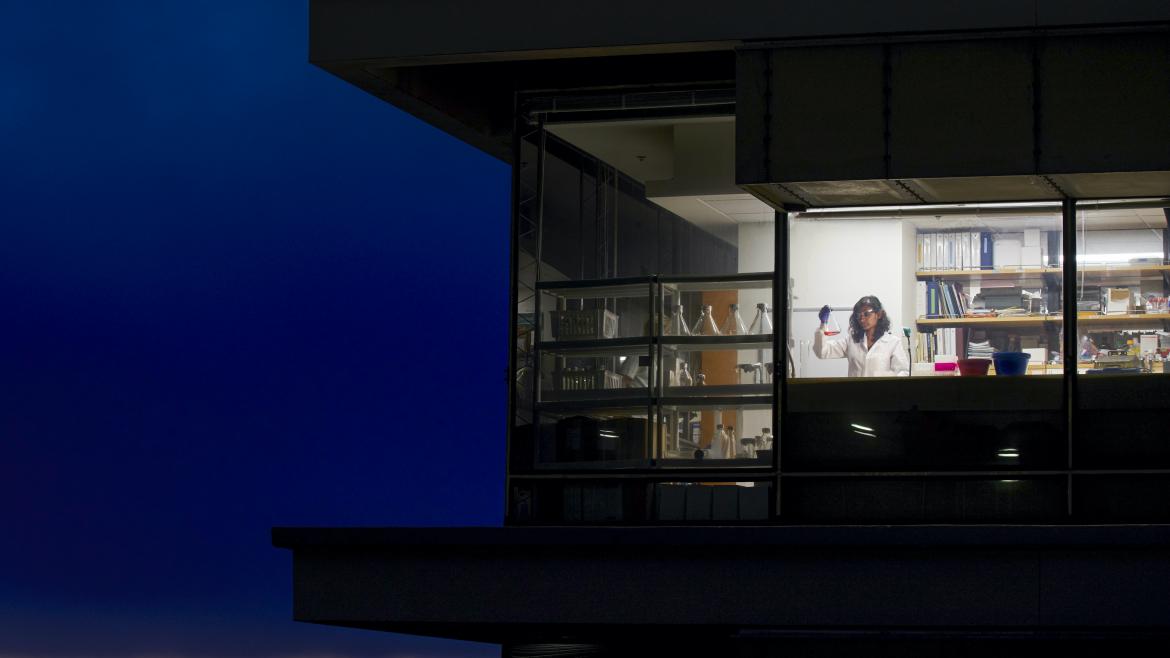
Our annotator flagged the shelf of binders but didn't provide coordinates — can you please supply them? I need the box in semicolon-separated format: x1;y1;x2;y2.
917;312;1170;329
917;315;1060;329
917;265;1170;281
916;267;1058;280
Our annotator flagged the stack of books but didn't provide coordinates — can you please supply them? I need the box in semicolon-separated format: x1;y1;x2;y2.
968;340;994;360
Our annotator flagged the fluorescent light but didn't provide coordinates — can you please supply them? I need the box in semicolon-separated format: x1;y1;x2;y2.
997;449;1019;459
805;201;1061;214
850;423;874;432
1000;480;1020;483
853;430;877;438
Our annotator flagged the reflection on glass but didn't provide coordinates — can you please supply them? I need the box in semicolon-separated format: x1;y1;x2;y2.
1074;202;1170;376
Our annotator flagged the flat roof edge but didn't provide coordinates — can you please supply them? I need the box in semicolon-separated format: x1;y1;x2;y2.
272;524;1170;549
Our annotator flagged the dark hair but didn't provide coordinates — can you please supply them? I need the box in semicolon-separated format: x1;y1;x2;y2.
849;295;890;343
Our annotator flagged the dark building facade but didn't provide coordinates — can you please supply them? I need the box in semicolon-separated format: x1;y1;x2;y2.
275;2;1170;655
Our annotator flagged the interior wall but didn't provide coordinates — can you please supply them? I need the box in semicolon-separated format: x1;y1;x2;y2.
901;219;921;366
789;219;910;377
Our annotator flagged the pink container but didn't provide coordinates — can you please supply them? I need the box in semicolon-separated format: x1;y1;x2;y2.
934;362;957;372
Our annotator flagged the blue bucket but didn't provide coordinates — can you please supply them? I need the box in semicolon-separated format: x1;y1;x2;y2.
992;351;1030;376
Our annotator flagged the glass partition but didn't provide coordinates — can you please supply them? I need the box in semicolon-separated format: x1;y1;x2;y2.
510;113;777;480
509;105;1170;525
1073;200;1170;489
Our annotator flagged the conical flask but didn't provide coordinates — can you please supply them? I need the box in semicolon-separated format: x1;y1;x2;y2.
748;303;774;335
823;310;843;336
691;304;720;336
720;303;748;335
669;303;691;336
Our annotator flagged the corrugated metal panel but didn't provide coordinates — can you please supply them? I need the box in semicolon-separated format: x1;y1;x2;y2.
1039;33;1170;175
889;39;1034;179
768;45;886;183
739;29;1170;207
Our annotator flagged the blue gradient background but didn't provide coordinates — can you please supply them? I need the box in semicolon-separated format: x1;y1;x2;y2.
1;2;506;656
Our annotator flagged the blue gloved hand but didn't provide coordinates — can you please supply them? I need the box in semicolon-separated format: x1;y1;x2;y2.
818;305;831;324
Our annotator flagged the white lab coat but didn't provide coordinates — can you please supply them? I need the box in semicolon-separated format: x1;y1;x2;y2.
813;327;910;377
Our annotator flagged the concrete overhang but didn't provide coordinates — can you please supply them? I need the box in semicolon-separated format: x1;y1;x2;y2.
308;1;1170;169
274;525;1170;647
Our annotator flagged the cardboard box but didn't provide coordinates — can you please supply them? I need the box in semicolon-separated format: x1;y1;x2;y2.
1141;334;1159;355
1021;245;1043;268
1102;288;1131;315
994;238;1022;267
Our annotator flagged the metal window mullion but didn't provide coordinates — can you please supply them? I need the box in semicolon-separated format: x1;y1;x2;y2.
1062;198;1078;517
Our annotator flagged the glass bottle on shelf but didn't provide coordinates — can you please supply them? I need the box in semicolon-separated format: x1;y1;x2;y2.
669;303;691;336
759;427;773;451
720;303;748;335
678;361;694;387
749;302;774;335
711;424;726;459
725;425;737;459
692;305;720;336
695;370;707;386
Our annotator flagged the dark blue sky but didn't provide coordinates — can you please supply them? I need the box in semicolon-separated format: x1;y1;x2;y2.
2;3;507;656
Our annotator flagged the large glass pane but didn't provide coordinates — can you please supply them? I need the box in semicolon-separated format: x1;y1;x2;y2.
782;476;1066;524
1073;201;1169;375
519;109;777;474
1072;200;1170;471
788;204;1064;380
783;204;1067;516
658;275;775;465
507;478;772;524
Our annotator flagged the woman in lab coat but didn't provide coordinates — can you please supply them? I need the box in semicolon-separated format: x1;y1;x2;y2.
814;295;910;377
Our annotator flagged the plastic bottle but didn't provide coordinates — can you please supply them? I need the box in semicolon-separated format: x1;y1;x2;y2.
721;303;748;335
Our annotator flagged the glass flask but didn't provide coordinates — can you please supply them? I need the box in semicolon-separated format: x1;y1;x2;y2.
678;361;694;387
748;303;774;335
725;425;737;459
692;304;721;336
822;309;843;336
669;303;691;336
720;303;748;335
695;370;707;386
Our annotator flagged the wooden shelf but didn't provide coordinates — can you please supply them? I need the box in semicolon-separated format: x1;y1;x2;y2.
917;265;1170;281
917;313;1170;328
917;315;1059;328
916;268;1058;280
1079;313;1170;326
